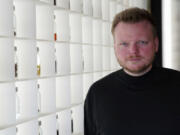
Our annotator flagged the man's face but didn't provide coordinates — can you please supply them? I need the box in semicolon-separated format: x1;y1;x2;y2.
113;20;159;75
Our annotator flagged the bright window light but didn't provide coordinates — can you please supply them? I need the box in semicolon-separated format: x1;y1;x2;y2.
162;0;173;68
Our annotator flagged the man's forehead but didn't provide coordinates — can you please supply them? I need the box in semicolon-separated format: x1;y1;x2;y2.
116;20;152;28
114;21;153;36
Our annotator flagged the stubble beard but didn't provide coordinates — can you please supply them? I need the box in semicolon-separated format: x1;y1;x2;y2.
117;54;155;75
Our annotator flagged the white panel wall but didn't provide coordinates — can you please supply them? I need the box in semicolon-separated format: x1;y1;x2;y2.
0;0;149;134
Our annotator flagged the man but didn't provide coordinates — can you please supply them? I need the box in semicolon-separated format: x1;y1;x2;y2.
84;7;180;135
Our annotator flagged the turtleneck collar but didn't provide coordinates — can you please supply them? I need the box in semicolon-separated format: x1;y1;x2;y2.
122;67;154;81
117;67;156;91
123;66;152;77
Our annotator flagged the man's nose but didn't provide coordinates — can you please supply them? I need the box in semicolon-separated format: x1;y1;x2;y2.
129;43;139;54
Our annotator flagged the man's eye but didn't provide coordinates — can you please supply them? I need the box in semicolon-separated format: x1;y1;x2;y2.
137;40;148;45
120;42;128;46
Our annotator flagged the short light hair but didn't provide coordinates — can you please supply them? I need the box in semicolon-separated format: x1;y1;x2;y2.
111;7;157;37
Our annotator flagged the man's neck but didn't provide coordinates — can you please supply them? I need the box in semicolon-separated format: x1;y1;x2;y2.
124;65;152;77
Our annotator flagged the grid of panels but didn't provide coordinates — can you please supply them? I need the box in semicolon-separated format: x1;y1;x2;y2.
0;0;148;134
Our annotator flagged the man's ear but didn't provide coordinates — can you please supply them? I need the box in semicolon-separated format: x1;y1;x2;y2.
154;37;159;52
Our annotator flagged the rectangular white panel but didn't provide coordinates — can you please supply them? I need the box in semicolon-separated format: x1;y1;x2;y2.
56;76;71;109
0;83;15;127
0;38;14;81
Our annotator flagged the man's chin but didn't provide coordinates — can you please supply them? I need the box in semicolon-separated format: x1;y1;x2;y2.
124;68;144;74
123;65;152;75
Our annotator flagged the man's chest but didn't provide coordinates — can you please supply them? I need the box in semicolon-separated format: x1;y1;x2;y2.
94;90;180;135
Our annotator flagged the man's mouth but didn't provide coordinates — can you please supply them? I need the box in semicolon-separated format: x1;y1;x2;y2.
128;56;142;61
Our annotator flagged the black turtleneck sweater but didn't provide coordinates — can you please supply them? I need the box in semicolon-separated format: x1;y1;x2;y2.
84;67;180;135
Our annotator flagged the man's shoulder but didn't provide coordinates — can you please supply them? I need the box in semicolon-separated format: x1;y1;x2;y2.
88;69;121;92
155;67;180;76
94;70;121;85
154;67;180;83
86;70;121;100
